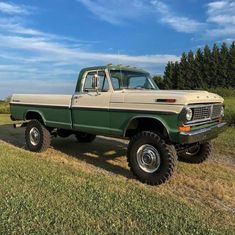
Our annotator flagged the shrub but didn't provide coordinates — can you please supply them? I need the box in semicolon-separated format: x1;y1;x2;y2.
208;88;235;97
224;97;235;126
0;101;10;114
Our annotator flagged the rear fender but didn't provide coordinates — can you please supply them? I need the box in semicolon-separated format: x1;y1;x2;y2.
24;110;46;125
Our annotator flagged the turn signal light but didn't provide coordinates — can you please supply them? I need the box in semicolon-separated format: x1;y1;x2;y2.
178;126;191;132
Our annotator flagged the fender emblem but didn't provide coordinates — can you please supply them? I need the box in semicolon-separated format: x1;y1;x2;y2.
156;99;176;103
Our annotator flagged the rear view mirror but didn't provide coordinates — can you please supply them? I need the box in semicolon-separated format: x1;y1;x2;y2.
92;74;100;94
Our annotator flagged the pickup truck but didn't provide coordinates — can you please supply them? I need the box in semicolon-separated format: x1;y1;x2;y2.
10;65;226;185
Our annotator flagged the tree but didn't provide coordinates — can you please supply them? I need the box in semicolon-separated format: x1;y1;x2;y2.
194;48;205;88
162;41;235;89
163;62;175;89
186;50;195;89
211;43;220;88
172;61;180;89
228;42;235;88
153;75;165;89
178;52;188;89
218;42;229;87
4;96;11;103
203;45;212;88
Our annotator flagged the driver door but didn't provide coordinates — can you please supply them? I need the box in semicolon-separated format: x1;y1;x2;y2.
71;70;111;135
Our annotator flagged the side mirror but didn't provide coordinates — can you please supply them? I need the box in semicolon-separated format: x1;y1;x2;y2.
92;74;100;94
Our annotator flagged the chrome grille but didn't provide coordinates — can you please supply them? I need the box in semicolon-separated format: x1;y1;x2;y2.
188;103;222;124
192;106;211;121
212;104;222;119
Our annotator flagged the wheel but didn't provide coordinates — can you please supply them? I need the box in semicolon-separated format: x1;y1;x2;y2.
178;142;212;164
75;132;96;143
127;131;177;185
25;120;51;152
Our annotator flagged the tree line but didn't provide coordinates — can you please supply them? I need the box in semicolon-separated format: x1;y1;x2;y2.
153;42;235;90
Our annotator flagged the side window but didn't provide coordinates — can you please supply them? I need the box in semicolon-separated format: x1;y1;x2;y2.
111;77;120;90
110;71;123;90
84;72;95;92
128;76;147;88
99;71;109;92
83;71;109;92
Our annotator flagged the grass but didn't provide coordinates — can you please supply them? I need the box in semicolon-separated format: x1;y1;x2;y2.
208;88;235;97
207;88;235;125
0;114;235;234
0;101;10;114
0;114;11;123
224;97;235;126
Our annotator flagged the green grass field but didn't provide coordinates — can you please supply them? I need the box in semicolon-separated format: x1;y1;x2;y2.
0;114;234;234
224;97;235;126
0;101;10;114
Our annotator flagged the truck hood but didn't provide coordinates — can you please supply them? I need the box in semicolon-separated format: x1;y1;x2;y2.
122;90;224;105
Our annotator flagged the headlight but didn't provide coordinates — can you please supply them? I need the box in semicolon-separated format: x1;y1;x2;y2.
221;106;225;117
186;108;193;121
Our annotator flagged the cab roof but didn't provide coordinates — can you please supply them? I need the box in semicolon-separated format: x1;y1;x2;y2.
80;65;148;74
76;65;149;92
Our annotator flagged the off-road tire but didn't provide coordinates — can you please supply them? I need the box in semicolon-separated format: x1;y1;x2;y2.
25;120;51;152
75;132;96;143
178;142;212;164
127;131;177;185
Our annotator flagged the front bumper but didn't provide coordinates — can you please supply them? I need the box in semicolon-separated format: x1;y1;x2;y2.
179;122;226;144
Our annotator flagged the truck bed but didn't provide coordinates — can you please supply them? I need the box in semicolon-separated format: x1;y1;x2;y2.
10;94;73;129
11;94;72;107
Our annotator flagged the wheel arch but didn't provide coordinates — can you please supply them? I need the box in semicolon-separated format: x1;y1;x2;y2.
24;110;46;125
123;116;170;139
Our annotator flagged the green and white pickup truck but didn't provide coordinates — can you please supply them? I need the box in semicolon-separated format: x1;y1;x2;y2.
10;65;226;185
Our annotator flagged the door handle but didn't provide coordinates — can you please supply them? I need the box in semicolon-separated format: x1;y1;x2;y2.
74;95;82;100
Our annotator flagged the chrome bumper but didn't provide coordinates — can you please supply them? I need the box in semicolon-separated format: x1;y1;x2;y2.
179;122;226;144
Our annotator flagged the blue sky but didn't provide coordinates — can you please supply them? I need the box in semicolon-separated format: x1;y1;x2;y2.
0;0;234;98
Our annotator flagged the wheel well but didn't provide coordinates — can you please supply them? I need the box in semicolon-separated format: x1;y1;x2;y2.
25;111;44;124
125;117;169;139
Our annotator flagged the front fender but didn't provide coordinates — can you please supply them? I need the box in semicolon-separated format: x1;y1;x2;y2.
123;115;171;137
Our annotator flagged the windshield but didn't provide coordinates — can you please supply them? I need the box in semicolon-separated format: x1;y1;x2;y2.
109;70;158;90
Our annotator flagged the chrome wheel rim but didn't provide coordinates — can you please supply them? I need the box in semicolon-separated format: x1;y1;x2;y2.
29;127;40;146
137;144;161;173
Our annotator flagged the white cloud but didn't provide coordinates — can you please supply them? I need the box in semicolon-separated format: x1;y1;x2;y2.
161;16;203;33
0;78;75;98
78;0;204;33
207;0;235;24
206;27;235;38
77;0;149;24
0;1;180;98
151;0;204;33
206;0;235;38
0;34;179;65
77;0;235;40
0;2;29;14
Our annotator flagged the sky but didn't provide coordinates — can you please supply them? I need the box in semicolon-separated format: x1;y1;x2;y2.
0;0;234;98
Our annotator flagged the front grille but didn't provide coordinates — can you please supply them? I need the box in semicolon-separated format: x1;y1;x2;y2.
212;104;222;119
188;103;222;124
192;106;211;121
